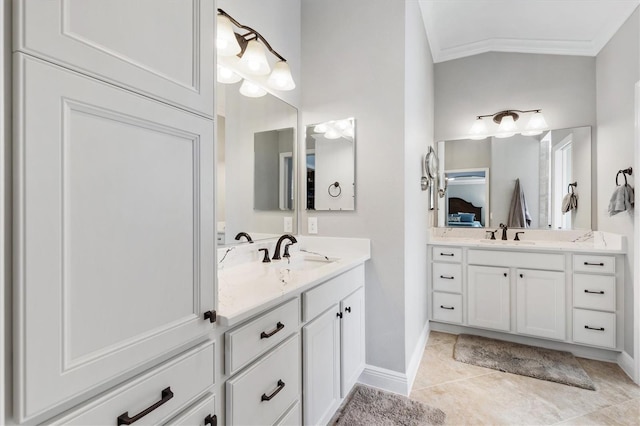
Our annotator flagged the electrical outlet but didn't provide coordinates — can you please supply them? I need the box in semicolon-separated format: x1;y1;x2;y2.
308;217;318;234
284;216;293;233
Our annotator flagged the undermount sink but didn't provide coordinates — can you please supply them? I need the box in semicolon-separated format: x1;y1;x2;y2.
275;255;339;272
479;239;536;246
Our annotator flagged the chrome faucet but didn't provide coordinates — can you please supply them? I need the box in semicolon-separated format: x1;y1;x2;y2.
234;232;253;243
499;223;508;240
272;234;297;260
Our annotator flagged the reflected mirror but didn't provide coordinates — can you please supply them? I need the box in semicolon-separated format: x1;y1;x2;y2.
305;118;356;211
216;82;297;246
437;126;591;230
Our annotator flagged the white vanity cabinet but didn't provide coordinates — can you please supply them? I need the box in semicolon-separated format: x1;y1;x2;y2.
428;243;624;355
15;0;215;116
516;269;566;340
13;2;216;423
467;265;510;332
302;265;365;426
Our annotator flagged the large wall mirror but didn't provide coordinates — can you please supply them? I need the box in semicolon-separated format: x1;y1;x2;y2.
216;83;297;246
305;118;356;211
437;126;591;230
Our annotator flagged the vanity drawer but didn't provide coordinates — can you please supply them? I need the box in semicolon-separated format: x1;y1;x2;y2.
433;292;463;324
164;393;216;426
573;274;615;311
226;334;300;426
50;341;215;425
432;263;462;293
226;298;300;375
468;250;565;271
573;255;615;274
303;265;364;321
573;309;616;349
432;246;462;263
275;401;302;425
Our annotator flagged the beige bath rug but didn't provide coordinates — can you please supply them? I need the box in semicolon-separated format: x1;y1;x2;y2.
454;334;596;390
330;384;446;425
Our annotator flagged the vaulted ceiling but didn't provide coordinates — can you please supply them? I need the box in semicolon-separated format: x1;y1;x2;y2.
419;0;640;63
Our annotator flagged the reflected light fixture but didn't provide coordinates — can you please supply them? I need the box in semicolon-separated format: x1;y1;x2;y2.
239;79;267;98
468;109;548;139
217;9;296;97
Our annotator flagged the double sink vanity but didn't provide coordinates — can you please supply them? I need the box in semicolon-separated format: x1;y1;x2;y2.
428;228;626;357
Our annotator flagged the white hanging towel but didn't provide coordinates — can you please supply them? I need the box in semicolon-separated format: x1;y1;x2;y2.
608;184;634;216
562;192;578;214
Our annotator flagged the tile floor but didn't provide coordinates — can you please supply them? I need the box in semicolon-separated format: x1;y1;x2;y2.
409;331;640;425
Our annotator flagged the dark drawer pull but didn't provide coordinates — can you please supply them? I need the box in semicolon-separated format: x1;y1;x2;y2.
117;387;174;425
261;380;285;401
584;262;604;266
260;322;285;339
440;305;455;310
584;290;605;295
345;306;352;313
440;252;455;257
204;414;217;426
440;275;455;280
584;325;605;331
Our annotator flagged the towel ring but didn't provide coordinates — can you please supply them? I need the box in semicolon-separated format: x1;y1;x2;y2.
616;167;632;186
328;182;342;198
567;182;577;194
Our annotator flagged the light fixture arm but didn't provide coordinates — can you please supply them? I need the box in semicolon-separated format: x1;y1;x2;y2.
476;109;542;124
217;9;287;63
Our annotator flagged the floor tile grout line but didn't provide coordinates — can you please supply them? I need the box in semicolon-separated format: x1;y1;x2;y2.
410;371;500;394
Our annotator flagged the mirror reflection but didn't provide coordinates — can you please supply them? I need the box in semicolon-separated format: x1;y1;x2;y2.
437;126;591;230
305;118;356;211
216;83;297;246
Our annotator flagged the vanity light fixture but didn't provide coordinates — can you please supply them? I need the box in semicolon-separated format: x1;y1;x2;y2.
311;119;355;141
468;109;548;140
216;9;296;97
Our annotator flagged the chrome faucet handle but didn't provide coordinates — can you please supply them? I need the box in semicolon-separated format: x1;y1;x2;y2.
258;248;271;263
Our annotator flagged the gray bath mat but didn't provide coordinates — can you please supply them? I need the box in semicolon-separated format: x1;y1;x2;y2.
453;334;596;390
331;384;446;425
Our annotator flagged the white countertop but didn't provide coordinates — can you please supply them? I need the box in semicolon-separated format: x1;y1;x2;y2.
427;229;626;254
216;237;371;327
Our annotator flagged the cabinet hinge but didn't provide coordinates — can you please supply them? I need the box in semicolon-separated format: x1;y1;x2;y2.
204;310;217;323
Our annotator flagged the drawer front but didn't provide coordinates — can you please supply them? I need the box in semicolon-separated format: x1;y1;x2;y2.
573;255;615;274
433;292;463;324
276;401;302;426
164;393;216;426
227;334;301;426
433;263;462;293
573;274;616;311
573;309;616;349
432;246;462;263
50;341;215;425
303;265;364;321
226;298;300;375
468;250;565;271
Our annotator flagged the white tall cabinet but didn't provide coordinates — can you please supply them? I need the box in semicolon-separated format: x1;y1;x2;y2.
12;1;216;423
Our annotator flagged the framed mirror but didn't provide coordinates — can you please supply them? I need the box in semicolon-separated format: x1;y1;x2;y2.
216;82;298;246
437;126;592;230
305;118;356;211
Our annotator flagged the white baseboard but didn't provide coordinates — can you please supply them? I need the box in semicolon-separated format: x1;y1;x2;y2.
406;321;430;393
617;351;636;382
359;322;431;396
358;365;409;396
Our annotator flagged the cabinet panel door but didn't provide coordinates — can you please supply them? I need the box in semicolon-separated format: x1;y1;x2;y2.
467;265;510;331
340;287;365;398
303;306;341;426
16;0;214;116
14;55;215;422
517;269;566;340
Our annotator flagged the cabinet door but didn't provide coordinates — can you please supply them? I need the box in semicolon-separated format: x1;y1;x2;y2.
517;269;566;340
16;0;214;116
14;54;215;423
340;288;365;398
303;306;341;426
467;265;510;331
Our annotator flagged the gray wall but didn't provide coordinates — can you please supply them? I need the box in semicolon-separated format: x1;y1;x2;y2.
434;52;597;142
595;7;639;357
444;138;491;170
254;131;281;211
301;0;435;375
